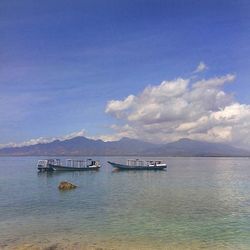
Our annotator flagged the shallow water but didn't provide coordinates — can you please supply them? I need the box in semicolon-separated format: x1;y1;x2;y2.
0;157;250;249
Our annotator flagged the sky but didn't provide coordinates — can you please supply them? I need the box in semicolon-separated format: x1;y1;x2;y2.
1;0;250;148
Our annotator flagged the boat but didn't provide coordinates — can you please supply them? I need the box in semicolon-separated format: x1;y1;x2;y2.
107;159;167;170
37;158;100;172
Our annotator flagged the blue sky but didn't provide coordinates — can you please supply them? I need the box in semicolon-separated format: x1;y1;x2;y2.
1;0;250;146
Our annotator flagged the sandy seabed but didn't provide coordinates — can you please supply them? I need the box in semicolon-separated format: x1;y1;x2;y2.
1;237;246;250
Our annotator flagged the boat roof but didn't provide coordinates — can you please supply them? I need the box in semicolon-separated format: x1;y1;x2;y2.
39;158;59;161
127;159;162;162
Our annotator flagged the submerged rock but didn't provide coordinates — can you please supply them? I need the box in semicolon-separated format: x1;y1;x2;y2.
43;243;60;250
58;181;77;190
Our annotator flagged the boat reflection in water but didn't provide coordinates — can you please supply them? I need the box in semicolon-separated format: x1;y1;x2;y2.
37;158;100;172
108;159;167;170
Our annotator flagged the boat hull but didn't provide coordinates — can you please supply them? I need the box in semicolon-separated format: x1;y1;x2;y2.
38;164;100;171
38;166;54;172
108;161;167;170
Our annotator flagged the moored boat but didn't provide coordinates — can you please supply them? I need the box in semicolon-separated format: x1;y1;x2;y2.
37;158;100;172
108;159;167;170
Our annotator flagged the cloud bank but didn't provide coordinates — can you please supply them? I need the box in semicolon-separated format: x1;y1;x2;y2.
105;72;250;148
0;129;86;149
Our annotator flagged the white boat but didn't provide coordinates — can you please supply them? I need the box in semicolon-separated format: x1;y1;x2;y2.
37;158;100;171
108;159;167;170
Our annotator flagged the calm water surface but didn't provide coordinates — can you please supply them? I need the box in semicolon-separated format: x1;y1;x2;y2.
0;157;250;249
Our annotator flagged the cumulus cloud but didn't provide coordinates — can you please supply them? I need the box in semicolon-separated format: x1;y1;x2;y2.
193;74;235;88
193;61;208;73
105;95;135;118
0;129;86;149
105;73;250;148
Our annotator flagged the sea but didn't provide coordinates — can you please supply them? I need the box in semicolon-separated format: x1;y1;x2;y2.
0;157;250;249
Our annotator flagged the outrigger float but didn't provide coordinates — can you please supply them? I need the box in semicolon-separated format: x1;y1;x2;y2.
108;159;167;170
37;158;100;172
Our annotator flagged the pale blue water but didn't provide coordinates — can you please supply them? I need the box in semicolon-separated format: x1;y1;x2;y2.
0;157;250;249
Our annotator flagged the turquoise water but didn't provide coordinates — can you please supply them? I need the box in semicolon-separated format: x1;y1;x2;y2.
0;157;250;249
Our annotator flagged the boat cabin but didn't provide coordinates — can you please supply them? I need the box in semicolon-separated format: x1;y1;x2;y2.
126;159;163;167
66;158;100;168
37;158;100;171
37;159;61;168
127;159;145;166
147;160;162;165
66;159;85;167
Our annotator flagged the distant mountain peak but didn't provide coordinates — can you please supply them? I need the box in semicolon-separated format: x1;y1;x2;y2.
0;136;249;157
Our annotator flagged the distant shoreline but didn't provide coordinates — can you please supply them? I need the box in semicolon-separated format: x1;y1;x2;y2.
0;155;249;158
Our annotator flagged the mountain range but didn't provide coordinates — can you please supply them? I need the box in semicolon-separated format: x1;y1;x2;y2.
0;137;249;157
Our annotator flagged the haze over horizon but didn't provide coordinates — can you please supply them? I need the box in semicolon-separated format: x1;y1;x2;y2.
1;0;250;149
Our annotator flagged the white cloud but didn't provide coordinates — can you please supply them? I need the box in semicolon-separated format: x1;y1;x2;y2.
105;95;135;118
105;73;250;148
0;129;86;149
193;74;235;88
193;61;208;73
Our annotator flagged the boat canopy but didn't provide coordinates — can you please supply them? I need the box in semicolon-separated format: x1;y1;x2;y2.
126;159;162;166
127;159;145;166
66;159;99;168
147;160;162;164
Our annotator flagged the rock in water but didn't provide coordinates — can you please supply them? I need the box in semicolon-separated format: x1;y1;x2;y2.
58;181;77;190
